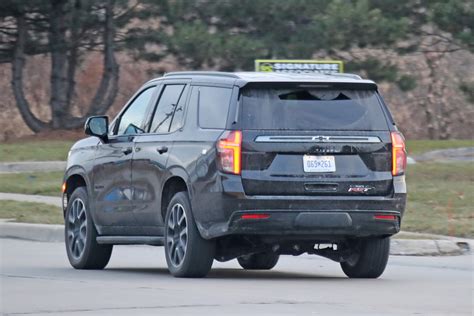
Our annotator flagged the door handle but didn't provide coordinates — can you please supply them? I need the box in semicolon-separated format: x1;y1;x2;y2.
156;146;168;154
122;147;133;155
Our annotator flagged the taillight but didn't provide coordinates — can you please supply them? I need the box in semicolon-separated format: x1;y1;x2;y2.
217;130;242;175
391;131;406;176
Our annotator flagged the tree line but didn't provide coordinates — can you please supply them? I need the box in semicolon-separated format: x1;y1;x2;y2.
0;0;472;137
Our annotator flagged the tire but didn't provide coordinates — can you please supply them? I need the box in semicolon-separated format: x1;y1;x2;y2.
237;252;279;270
340;237;390;278
164;191;215;278
65;187;112;269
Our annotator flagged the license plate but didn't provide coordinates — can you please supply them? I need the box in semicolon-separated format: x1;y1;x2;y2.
303;155;336;172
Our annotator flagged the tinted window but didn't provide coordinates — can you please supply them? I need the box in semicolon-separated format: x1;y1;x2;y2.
117;87;156;135
241;88;388;131
198;86;232;129
169;85;189;132
150;85;185;133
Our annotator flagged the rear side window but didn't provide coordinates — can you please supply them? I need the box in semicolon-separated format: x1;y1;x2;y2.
196;86;232;129
241;88;388;131
169;85;189;132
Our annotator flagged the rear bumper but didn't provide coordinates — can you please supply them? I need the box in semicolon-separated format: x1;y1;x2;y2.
201;210;401;239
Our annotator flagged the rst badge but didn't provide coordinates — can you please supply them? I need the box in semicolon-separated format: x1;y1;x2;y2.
348;185;374;193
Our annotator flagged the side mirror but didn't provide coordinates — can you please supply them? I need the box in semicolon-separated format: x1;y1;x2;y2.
85;116;109;142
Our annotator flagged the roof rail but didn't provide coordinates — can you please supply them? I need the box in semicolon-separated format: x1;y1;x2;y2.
326;73;362;80
164;71;239;79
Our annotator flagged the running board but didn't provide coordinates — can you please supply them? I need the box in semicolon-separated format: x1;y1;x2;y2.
96;236;164;246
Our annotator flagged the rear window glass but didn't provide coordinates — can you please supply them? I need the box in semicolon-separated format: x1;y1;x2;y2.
241;88;388;131
197;86;232;129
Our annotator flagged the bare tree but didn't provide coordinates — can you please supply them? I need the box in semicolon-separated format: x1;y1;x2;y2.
4;0;121;132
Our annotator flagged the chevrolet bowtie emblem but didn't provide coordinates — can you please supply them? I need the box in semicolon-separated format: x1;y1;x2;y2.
312;136;330;142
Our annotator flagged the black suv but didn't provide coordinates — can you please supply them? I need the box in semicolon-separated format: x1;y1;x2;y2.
63;71;407;278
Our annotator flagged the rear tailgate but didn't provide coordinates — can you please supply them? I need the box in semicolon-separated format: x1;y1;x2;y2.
241;130;392;196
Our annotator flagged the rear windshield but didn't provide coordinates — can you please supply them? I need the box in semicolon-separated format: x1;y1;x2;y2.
241;88;388;130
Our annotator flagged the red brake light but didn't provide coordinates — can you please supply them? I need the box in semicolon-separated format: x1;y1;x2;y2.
374;214;397;220
391;132;406;176
241;214;270;220
217;130;242;175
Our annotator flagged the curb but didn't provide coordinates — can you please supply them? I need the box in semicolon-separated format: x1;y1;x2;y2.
0;221;64;242
390;239;469;256
0;221;470;256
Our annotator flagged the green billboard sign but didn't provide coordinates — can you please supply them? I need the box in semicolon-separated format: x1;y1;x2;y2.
255;59;343;74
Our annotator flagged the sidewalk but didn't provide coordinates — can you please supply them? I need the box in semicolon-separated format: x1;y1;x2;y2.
0;161;66;173
2;146;470;173
0;192;62;207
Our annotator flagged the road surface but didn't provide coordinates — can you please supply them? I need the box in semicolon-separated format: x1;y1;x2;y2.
1;238;472;315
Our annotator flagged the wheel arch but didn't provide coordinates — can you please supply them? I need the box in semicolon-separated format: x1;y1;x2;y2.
161;175;189;223
63;166;90;216
65;174;86;197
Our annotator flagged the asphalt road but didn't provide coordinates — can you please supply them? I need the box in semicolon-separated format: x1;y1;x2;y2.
1;238;472;316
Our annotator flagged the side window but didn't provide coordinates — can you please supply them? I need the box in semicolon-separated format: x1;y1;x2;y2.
169;85;189;132
150;84;185;133
116;87;156;135
197;86;232;129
